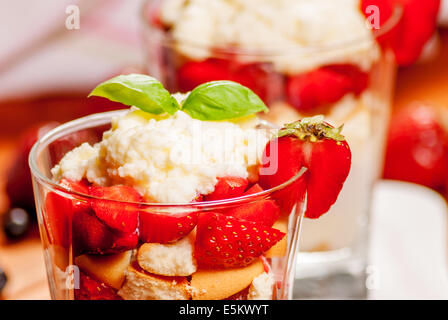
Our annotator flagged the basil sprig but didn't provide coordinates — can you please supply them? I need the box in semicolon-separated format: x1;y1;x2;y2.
181;81;268;121
88;74;179;115
88;75;268;121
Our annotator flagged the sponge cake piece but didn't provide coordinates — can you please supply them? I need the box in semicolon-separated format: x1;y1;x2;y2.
118;264;191;300
137;234;196;276
190;259;264;300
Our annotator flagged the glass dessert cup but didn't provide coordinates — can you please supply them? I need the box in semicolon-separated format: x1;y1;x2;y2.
141;0;401;298
29;110;307;300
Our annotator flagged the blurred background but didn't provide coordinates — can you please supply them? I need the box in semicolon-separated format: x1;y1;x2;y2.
0;0;447;299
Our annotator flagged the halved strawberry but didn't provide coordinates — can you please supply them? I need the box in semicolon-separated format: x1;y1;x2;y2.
75;271;122;300
139;210;198;243
44;179;90;247
322;64;369;96
203;177;249;201
224;184;280;226
177;58;235;92
195;212;285;268
72;208;138;256
225;200;280;227
383;103;448;189
244;184;264;195
286;68;352;114
361;0;440;66
259;116;351;219
90;185;141;233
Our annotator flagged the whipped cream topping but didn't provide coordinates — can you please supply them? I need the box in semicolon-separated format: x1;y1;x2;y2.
160;0;380;74
51;108;269;203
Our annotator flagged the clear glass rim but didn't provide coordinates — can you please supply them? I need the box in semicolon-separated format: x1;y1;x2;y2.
141;0;403;57
29;109;307;208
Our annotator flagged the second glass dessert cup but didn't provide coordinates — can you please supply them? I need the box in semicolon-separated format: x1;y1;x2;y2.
141;0;401;298
29;110;307;300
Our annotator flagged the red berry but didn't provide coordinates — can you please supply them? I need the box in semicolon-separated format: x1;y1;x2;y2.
244;184;264;195
72;208;138;256
259;117;351;219
75;271;122;300
203;177;249;201
383;103;448;189
139;210;198;244
286;69;352;113
195;212;285;268
224;185;280;226
225;200;280;227
177;58;235;92
44;179;90;247
361;0;440;66
323;64;369;95
90;185;141;233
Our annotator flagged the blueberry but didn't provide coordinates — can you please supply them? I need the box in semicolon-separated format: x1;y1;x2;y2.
0;268;6;292
3;207;30;240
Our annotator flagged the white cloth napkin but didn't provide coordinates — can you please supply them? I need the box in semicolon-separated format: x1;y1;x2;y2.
369;180;448;299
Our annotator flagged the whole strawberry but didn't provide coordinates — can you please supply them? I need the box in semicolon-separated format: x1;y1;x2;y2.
383;103;448;189
259;116;351;219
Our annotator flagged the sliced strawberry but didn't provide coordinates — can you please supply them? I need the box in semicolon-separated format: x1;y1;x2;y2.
72;208;138;256
225;200;280;227
244;184;264;195
139;210;198;243
259;116;351;219
195;212;285;268
286;68;352;114
322;64;369;95
361;0;440;66
383;103;448;189
177;58;235;92
90;185;141;233
224;185;280;226
203;177;249;201
75;271;122;300
44;179;90;247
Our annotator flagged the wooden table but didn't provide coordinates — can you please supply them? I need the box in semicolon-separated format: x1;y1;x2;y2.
0;29;447;300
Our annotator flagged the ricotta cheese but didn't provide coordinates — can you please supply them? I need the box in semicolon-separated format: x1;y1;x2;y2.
160;0;380;74
51;108;269;203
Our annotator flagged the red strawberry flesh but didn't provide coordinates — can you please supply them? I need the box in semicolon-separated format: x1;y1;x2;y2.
72;208;138;256
204;176;249;201
44;179;90;247
195;212;285;268
75;271;122;300
139;209;198;244
90;185;141;233
223;184;281;226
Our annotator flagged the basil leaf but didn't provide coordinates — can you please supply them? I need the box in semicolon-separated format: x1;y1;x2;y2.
88;74;179;115
181;81;268;121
